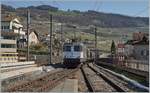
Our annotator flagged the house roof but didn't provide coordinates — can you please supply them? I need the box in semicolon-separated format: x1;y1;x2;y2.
125;38;149;45
24;29;38;35
1;14;15;22
132;40;149;45
24;29;39;40
1;14;22;22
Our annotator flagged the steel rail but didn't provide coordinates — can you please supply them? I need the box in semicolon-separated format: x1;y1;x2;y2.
93;63;149;92
80;66;95;92
5;68;78;92
88;64;130;92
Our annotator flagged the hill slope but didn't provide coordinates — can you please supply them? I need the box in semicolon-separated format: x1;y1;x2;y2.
2;4;149;28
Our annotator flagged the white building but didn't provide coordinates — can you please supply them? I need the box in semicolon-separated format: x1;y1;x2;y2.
124;38;149;71
124;36;149;61
1;14;25;35
1;14;26;48
1;14;25;62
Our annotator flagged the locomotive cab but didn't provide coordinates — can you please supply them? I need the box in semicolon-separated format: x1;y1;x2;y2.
63;42;87;68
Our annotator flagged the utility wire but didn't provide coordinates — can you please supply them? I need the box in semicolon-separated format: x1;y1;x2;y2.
93;0;98;11
96;1;103;12
133;7;149;17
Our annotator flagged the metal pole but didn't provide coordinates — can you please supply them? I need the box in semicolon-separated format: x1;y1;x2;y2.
60;23;63;64
27;9;30;61
94;27;97;63
18;28;20;61
74;30;76;40
49;14;53;64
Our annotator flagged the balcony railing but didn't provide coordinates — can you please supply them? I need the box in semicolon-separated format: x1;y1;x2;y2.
0;48;17;52
1;39;16;44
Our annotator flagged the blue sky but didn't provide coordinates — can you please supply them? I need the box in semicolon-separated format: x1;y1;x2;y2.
1;0;149;17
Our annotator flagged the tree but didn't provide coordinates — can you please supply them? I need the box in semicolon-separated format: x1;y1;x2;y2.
67;9;71;12
111;40;116;55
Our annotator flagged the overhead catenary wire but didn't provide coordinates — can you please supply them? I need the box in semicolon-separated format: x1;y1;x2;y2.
40;0;65;64
96;1;103;12
133;6;149;17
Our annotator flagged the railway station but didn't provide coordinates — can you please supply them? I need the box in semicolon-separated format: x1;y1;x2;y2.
0;0;149;92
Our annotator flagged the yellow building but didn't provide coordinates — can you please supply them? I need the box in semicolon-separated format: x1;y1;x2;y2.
0;31;18;62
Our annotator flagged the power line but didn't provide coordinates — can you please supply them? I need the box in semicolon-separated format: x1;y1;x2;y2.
93;0;98;11
40;1;46;5
96;1;103;12
52;0;61;8
133;7;149;17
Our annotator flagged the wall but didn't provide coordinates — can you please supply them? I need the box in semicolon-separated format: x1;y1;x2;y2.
124;45;134;57
29;32;39;45
1;21;10;32
31;53;62;65
133;45;149;61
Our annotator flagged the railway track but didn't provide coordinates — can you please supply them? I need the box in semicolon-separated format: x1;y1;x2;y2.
89;63;132;92
81;65;117;92
81;63;133;92
4;68;79;92
91;63;149;92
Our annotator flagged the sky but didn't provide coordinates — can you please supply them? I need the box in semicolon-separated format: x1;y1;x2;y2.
1;0;149;17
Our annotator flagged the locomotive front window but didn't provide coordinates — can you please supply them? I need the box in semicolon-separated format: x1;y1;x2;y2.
74;45;82;51
63;46;71;51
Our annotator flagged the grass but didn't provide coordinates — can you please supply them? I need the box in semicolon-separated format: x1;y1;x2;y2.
56;26;148;52
48;10;81;16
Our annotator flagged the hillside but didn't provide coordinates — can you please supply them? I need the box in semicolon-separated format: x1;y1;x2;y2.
2;4;149;28
1;4;149;52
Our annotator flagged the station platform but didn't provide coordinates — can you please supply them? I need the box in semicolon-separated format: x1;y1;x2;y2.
1;61;35;68
50;79;78;92
1;66;43;80
1;64;37;73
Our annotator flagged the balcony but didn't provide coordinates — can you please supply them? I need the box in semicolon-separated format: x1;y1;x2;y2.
0;48;17;52
1;30;18;36
14;30;25;35
1;39;16;44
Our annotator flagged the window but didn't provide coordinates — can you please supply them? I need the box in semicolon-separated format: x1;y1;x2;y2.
144;50;147;56
7;26;9;29
141;50;144;56
1;44;15;48
63;46;71;51
4;26;6;29
2;36;15;40
3;26;9;30
74;45;82;51
141;50;147;56
146;50;149;56
1;26;3;29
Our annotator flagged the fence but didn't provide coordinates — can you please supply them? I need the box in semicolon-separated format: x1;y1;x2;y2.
124;60;149;72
